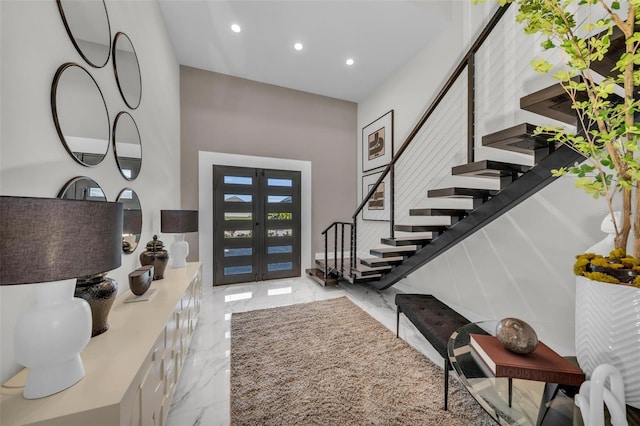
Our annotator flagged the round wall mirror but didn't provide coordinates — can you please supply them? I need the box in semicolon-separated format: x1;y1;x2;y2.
57;0;111;68
113;111;142;180
58;176;107;201
52;63;110;167
113;32;142;109
113;112;142;181
117;188;142;254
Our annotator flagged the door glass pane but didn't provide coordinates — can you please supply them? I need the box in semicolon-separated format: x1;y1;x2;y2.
225;194;252;202
267;195;291;203
224;176;252;185
224;248;252;257
224;265;252;275
267;262;293;272
224;230;252;238
267;212;292;220
267;178;292;187
268;245;292;254
225;212;252;221
267;229;292;237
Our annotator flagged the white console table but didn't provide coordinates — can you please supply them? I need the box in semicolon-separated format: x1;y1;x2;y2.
0;262;202;426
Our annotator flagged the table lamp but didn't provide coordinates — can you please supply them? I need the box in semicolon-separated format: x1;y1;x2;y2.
160;210;198;268
0;196;122;399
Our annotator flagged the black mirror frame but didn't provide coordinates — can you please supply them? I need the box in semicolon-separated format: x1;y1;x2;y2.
117;187;143;255
113;111;143;181
51;62;111;168
56;0;112;69
112;32;142;110
57;176;107;202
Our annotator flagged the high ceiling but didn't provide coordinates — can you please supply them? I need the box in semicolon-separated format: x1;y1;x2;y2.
157;1;452;102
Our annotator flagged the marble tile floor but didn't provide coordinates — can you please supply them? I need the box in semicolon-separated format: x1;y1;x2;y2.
166;275;442;426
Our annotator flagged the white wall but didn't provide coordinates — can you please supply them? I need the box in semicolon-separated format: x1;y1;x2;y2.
0;0;180;383
357;2;605;354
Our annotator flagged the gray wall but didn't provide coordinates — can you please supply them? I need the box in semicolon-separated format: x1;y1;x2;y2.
180;66;357;260
0;0;181;383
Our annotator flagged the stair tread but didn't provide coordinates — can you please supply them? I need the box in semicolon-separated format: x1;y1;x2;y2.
482;123;555;155
451;160;530;178
394;224;448;233
380;236;433;246
360;256;404;267
409;208;471;217
427;187;498;199
345;274;383;283
520;83;576;125
305;268;338;286
353;263;392;273
371;246;418;254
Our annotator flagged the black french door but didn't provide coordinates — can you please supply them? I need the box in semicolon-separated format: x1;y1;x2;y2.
212;165;301;285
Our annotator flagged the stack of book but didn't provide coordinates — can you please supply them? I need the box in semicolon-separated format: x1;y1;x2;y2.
469;334;585;386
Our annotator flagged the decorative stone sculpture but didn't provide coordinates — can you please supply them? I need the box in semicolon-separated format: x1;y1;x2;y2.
495;317;538;354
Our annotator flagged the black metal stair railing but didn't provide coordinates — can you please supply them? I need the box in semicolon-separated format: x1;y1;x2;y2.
321;221;354;280
350;4;511;274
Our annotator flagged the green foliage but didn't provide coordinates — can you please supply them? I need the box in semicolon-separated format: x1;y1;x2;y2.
484;0;640;266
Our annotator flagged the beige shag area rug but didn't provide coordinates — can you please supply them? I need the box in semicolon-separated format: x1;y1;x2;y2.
230;296;495;425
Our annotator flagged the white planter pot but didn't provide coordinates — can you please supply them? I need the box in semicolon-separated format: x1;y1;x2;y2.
575;275;640;408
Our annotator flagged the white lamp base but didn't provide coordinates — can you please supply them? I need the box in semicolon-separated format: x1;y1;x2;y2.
14;278;91;399
170;234;189;268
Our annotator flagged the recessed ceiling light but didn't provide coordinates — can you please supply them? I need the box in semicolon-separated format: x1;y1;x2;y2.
231;23;241;33
294;42;303;51
346;58;355;66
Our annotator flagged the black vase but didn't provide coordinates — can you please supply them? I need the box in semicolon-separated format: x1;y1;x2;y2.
75;273;118;337
139;235;169;280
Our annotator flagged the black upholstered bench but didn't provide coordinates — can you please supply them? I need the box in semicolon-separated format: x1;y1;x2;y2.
395;294;471;411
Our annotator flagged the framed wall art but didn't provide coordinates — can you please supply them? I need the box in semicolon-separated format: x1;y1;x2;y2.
362;171;390;221
362;110;393;173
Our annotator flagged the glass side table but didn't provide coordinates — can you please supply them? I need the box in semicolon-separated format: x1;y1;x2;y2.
447;321;580;426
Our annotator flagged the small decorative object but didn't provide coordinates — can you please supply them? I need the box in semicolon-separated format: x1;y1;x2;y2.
140;235;169;280
575;364;628;426
362;110;393;172
161;210;198;268
0;196;122;399
74;273;118;337
128;264;153;296
495;317;538;355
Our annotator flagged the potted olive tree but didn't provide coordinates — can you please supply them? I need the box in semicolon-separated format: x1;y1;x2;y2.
477;0;640;407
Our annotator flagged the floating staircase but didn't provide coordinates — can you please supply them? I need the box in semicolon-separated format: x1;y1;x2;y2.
304;3;610;289
306;82;585;287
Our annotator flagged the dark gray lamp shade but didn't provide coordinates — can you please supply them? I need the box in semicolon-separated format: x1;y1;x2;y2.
0;196;123;285
161;210;198;233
